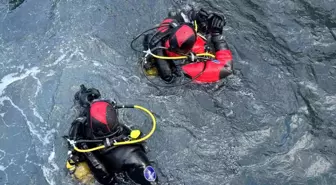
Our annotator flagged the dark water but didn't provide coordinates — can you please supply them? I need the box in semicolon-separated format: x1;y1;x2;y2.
0;0;335;184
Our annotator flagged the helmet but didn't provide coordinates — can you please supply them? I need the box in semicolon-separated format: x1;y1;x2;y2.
89;101;118;137
166;23;196;54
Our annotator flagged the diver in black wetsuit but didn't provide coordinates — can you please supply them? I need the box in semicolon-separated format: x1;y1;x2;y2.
65;85;158;185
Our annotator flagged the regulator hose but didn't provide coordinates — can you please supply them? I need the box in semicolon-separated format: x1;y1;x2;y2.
69;105;156;153
114;105;156;146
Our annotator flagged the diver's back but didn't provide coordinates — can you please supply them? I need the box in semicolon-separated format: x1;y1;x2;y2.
100;144;149;172
99;145;158;184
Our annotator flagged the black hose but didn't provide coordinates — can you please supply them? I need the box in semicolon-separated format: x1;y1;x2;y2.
68;120;81;140
130;23;172;53
93;128;121;140
68;124;75;138
116;105;135;109
75;140;104;143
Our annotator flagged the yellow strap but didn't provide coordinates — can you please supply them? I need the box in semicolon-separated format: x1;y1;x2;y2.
194;20;198;32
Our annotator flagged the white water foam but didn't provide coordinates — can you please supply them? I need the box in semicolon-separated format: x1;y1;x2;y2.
0;66;60;185
31;72;42;97
0;159;15;184
42;165;56;185
286;133;313;161
0;149;5;161
45;53;68;68
29;99;45;123
46;70;56;77
33;106;45;122
305;156;332;177
325;95;336;111
41;145;60;185
0;96;44;142
0;67;40;96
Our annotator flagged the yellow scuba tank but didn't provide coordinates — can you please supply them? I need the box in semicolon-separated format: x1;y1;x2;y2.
66;160;95;185
142;57;158;76
145;67;158;76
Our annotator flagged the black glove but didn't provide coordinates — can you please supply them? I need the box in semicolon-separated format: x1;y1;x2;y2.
189;8;210;33
195;8;210;23
196;9;211;33
208;13;226;35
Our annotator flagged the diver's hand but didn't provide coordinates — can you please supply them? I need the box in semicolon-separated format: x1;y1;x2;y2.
189;8;210;33
208;13;226;35
196;8;210;23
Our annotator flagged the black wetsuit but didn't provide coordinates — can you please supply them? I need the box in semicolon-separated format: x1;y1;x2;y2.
68;110;158;185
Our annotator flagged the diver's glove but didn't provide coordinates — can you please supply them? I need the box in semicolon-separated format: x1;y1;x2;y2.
189;8;210;33
208;13;226;35
196;8;210;23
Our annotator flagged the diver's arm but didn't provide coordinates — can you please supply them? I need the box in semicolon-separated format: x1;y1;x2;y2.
146;31;175;82
152;47;174;83
67;117;86;159
85;158;116;185
68;117;86;140
209;36;233;78
211;33;230;52
68;118;115;184
80;143;116;185
208;14;233;78
211;34;233;72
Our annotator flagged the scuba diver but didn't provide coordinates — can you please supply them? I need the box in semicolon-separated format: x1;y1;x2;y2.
64;85;158;185
131;8;233;86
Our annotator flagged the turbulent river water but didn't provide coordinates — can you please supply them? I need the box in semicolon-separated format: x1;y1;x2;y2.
0;0;335;184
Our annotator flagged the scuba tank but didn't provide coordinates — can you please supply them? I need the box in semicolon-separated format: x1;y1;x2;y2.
65;114;106;184
66;148;95;185
66;159;94;185
80;143;108;174
142;34;158;76
65;142;111;185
